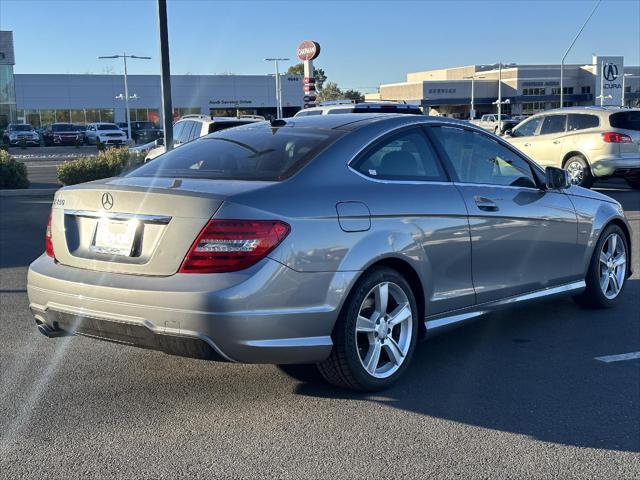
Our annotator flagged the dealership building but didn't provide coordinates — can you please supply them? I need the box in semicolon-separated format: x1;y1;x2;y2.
0;30;304;128
366;58;640;118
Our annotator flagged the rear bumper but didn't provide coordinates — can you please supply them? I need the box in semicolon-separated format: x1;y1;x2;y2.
27;255;357;364
590;154;640;178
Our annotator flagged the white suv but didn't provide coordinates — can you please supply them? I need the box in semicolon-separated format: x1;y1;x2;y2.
145;115;264;161
293;100;423;117
85;123;128;146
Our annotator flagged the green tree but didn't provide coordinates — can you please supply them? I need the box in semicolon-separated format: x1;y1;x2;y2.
316;82;343;103
286;63;327;90
342;89;364;103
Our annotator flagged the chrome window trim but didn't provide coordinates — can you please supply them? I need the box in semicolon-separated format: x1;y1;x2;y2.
452;181;542;192
64;209;172;225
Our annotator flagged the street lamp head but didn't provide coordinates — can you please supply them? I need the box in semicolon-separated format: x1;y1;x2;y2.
98;55;120;59
130;55;151;60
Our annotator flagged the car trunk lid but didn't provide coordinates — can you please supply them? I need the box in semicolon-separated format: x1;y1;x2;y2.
50;176;275;276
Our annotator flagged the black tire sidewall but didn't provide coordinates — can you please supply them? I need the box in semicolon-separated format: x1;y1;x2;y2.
584;224;629;307
336;267;419;390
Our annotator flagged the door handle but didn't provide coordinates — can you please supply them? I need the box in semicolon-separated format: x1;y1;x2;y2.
523;143;531;147
474;196;499;212
553;140;562;144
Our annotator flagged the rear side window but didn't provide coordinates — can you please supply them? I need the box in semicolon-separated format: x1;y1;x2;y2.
539;115;567;135
567;114;599;131
128;127;341;181
208;121;255;133
430;126;537;189
610;111;640;131
352;128;446;181
295;110;322;117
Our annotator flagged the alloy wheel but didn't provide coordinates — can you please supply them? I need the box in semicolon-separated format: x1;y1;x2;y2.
566;161;585;185
355;281;413;379
599;233;626;299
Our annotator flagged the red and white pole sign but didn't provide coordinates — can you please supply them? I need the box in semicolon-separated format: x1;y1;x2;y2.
296;40;320;109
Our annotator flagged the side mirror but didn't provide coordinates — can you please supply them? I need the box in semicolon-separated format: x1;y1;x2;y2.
545;166;571;190
155;138;164;147
504;129;513;137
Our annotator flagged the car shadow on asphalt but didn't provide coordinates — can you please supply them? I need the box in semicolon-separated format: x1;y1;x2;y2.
293;279;640;453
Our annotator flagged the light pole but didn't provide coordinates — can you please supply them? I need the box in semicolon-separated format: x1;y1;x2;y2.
98;53;151;141
463;74;485;119
621;73;635;107
265;58;289;119
560;0;601;108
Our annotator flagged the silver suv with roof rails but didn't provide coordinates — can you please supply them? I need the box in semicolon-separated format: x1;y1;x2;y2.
293;100;423;117
505;106;640;189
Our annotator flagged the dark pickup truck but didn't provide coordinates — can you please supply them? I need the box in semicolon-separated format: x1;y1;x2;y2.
117;121;163;144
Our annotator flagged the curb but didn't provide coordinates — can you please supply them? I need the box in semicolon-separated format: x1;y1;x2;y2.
0;188;59;197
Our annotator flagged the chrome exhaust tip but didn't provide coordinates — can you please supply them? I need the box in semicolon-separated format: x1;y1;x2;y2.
36;322;71;338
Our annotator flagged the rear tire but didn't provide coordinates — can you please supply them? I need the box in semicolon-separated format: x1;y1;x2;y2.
573;224;628;308
317;267;418;391
564;155;594;188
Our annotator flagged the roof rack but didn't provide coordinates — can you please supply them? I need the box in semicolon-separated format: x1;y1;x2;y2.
237;114;266;120
180;114;212;120
318;99;356;106
357;99;408;104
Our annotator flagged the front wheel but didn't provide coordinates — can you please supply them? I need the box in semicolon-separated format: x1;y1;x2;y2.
564;155;594;188
574;224;628;308
317;267;418;391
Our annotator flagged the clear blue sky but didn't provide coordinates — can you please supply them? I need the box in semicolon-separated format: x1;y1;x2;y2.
1;0;638;92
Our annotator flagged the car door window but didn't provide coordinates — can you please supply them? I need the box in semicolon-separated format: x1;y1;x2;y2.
567;114;599;131
353;128;447;181
430;126;538;188
539;115;567;135
189;122;202;141
172;122;186;144
511;116;542;137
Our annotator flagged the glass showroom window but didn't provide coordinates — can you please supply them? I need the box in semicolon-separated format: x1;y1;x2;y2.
522;102;545;115
173;107;200;119
85;109;100;123
522;87;545;96
25;109;41;127
100;109;114;122
55;110;71;123
551;87;573;95
40;110;55;125
581;86;591;94
70;110;86;124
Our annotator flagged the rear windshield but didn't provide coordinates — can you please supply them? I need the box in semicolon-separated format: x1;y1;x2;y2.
610;111;640;131
127;126;342;181
98;124;119;131
351;105;422;115
208;121;256;133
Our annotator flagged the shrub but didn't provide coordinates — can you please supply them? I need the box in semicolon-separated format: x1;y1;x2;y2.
0;150;30;189
57;148;142;186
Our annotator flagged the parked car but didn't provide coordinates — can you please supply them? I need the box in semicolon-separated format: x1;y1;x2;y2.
72;124;87;144
2;123;40;146
144;115;264;161
85;122;128;146
505;107;640;189
42;123;84;146
470;114;520;134
294;100;423;117
28;114;633;391
116;121;163;144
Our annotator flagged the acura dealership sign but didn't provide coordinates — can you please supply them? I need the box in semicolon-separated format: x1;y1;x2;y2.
594;55;624;106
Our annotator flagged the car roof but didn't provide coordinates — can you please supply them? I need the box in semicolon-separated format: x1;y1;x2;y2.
533;106;640;116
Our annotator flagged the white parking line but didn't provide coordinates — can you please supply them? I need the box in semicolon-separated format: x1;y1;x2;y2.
595;352;640;363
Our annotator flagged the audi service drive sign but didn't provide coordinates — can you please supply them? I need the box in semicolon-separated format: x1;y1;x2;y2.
594;55;624;106
297;40;321;109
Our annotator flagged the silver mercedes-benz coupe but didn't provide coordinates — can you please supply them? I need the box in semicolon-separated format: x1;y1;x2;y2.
28;113;632;391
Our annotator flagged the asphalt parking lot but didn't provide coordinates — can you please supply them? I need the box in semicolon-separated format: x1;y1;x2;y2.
0;187;638;479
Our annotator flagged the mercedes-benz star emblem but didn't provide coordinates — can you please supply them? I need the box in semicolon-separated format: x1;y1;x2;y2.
101;192;114;210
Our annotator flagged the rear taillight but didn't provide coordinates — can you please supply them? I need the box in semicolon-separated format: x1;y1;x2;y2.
45;211;55;258
602;132;632;143
179;219;290;273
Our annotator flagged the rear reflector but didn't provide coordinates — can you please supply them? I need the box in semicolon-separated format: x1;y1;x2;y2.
179;219;290;273
45;211;55;258
602;132;632;143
